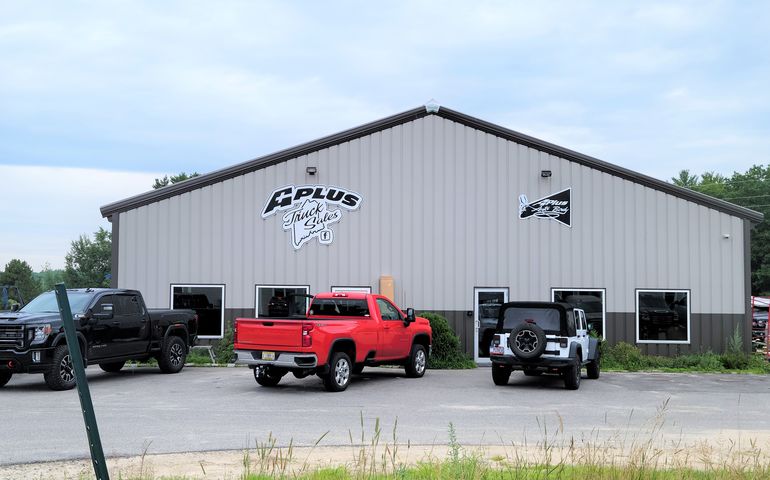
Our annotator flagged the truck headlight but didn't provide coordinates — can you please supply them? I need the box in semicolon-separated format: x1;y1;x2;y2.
30;324;52;343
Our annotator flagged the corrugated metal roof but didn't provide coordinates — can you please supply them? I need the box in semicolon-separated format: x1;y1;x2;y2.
100;105;763;223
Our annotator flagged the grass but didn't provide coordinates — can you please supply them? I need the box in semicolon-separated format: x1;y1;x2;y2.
601;341;770;374
81;402;770;480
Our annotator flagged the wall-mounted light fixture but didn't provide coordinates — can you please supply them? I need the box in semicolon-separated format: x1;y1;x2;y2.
306;166;317;176
723;233;731;239
541;170;552;178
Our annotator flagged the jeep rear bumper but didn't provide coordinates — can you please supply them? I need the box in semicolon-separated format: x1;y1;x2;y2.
490;354;575;369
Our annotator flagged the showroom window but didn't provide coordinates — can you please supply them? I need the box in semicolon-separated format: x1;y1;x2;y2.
552;288;606;337
255;285;310;317
170;284;225;339
636;289;690;344
331;286;372;294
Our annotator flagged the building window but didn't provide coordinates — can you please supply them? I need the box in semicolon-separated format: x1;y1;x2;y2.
636;289;690;344
331;286;372;294
170;284;225;339
255;285;310;317
552;288;606;337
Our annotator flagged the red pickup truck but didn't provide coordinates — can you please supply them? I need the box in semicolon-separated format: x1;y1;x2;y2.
233;292;432;392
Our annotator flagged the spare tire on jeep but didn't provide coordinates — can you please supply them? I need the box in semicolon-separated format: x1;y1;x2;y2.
508;323;547;359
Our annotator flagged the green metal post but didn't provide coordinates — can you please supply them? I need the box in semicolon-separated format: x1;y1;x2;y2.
54;283;110;480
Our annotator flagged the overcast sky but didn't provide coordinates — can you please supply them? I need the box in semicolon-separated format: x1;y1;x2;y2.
2;1;769;270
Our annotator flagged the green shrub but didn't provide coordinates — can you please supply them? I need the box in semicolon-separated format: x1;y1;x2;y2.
212;327;235;364
603;342;646;371
669;352;724;371
721;326;749;370
420;312;476;369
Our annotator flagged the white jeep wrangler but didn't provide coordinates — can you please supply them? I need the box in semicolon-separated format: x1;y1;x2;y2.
489;301;601;390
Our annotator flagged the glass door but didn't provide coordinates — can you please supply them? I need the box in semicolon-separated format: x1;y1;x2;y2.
474;287;508;364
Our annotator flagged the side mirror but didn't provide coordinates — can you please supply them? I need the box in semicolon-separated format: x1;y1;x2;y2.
405;308;416;325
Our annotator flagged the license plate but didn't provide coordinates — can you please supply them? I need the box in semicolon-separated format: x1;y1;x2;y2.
261;351;275;361
490;346;504;355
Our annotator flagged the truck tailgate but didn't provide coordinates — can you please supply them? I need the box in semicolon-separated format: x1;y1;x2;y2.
237;319;304;348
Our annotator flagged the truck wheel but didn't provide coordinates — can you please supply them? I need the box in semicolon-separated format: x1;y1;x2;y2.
322;352;352;392
405;344;427;378
508;323;547;359
0;371;11;387
43;344;77;391
254;366;283;387
352;364;365;375
158;336;186;374
492;364;512;385
99;361;126;373
563;357;581;390
587;351;601;379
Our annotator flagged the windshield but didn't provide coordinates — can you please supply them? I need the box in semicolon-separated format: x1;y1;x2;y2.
19;291;93;315
502;307;562;332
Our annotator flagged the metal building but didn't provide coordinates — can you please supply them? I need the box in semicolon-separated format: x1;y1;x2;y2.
100;104;763;360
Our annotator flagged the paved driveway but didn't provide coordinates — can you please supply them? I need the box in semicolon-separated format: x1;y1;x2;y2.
1;366;769;464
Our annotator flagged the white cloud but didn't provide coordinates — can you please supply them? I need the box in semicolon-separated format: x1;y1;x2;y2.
0;165;160;270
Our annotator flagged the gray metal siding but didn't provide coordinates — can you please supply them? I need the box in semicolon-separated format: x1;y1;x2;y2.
118;115;747;332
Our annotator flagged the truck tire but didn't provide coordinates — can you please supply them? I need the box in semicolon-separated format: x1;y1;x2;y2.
405;344;427;378
43;344;77;391
99;361;126;373
492;364;512;385
322;351;352;392
587;351;601;379
0;371;11;387
563;356;581;390
508;323;547;359
254;366;283;387
158;336;186;374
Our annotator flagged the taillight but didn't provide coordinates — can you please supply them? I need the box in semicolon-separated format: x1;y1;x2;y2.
301;322;314;347
233;320;238;344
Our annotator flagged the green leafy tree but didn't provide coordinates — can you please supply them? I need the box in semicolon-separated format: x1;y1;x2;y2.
0;259;42;303
672;165;770;294
35;263;65;292
153;172;200;189
64;228;112;288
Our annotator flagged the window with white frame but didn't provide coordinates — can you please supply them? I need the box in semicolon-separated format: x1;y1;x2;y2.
170;284;225;338
636;289;690;343
552;288;606;337
255;285;310;317
331;286;372;294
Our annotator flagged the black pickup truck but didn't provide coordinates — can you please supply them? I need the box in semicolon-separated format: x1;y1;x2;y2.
0;288;198;390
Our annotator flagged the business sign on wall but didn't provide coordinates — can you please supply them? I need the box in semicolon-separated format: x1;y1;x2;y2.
261;185;363;249
518;188;571;227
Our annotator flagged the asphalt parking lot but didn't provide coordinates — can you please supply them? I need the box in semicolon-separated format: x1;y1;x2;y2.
2;366;770;465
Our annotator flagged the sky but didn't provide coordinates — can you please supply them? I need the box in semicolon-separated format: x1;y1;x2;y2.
1;1;769;270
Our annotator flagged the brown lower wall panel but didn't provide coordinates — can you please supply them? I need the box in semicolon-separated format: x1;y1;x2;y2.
200;309;749;355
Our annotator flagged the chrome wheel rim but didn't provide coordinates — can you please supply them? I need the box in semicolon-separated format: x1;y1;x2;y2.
415;350;426;374
334;358;350;386
60;354;74;383
169;343;184;367
515;330;538;353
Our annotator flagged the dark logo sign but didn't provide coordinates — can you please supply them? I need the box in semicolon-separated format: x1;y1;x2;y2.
262;185;363;249
518;188;571;227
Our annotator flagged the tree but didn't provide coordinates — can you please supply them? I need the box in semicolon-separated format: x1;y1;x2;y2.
672;165;770;294
671;169;699;188
0;259;41;302
36;263;65;292
153;172;200;189
64;228;112;288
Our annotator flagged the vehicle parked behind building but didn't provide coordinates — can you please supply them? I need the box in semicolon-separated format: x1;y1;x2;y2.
0;288;197;390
